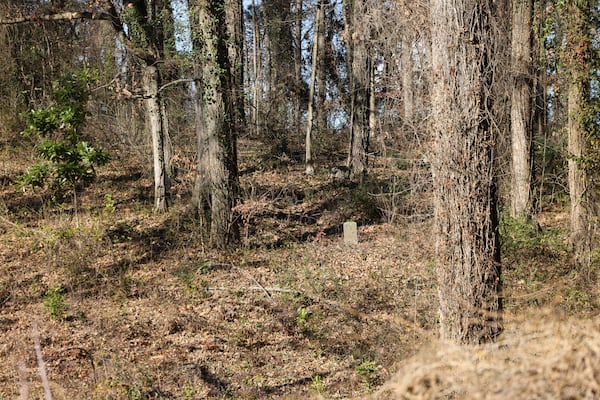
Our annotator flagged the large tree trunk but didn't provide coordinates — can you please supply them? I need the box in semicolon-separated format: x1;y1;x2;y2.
564;0;593;267
510;0;533;218
142;64;168;213
193;0;240;248
567;79;590;267
430;0;503;344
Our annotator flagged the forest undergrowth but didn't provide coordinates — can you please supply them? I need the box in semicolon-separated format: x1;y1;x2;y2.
0;139;597;399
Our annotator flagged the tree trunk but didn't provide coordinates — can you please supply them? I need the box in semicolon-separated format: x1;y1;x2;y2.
347;0;370;179
264;0;295;144
564;0;593;267
225;0;245;138
193;0;240;248
567;79;590;267
251;0;261;138
316;1;327;131
142;64;168;213
401;32;413;122
430;0;503;344
305;0;322;176
510;0;533;218
294;0;304;131
161;99;173;186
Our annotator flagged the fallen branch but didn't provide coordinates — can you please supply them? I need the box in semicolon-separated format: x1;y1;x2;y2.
207;262;275;301
207;286;299;295
32;322;53;400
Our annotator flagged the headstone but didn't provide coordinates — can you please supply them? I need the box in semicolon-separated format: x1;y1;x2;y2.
343;221;358;244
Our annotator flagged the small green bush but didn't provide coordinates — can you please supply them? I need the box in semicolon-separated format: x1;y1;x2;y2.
43;286;66;320
17;69;109;201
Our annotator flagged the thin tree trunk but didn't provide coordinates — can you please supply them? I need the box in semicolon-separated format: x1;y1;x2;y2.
510;0;533;218
401;32;413;122
316;1;327;130
369;57;376;143
295;0;304;131
142;64;168;213
252;0;261;137
305;0;322;175
347;0;370;178
225;0;244;138
430;0;503;344
161;99;173;186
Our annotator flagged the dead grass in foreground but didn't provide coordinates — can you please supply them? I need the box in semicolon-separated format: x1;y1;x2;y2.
371;310;600;400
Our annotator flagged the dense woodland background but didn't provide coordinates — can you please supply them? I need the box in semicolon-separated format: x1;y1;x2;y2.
0;0;598;398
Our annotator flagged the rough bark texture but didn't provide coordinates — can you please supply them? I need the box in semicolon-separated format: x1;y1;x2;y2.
142;64;168;213
225;0;245;138
565;0;592;268
193;0;240;248
347;0;370;179
567;79;589;267
430;0;502;344
510;0;533;218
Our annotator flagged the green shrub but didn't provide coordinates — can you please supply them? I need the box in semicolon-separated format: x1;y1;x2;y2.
17;69;109;201
43;286;66;320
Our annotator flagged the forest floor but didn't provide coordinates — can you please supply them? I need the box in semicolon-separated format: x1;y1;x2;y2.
0;138;598;399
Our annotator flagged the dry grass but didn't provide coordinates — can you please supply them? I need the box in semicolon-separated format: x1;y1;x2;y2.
371;310;600;400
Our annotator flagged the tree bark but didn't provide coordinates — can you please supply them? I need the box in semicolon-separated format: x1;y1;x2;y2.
264;0;297;143
430;0;503;344
193;0;240;248
316;1;327;131
142;64;168;213
564;0;593;267
251;0;261;138
305;0;322;176
225;0;245;139
347;0;370;179
567;78;590;267
510;0;533;218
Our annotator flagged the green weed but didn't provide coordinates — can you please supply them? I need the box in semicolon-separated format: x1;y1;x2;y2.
311;374;325;395
43;286;66;320
296;306;310;326
355;360;382;389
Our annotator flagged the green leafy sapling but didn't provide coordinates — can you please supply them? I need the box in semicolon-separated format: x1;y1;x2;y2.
17;69;110;201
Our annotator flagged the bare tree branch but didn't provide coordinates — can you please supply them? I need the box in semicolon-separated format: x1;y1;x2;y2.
0;11;113;25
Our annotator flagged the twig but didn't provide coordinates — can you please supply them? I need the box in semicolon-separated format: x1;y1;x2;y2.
17;360;29;400
207;286;299;294
208;263;274;301
32;322;53;400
